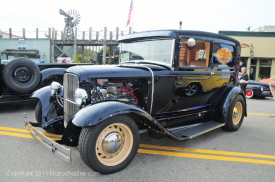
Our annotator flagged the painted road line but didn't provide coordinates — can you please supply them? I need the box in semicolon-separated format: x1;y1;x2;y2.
139;144;275;160
2;126;275;166
0;126;62;138
0;126;29;133
0;131;33;139
0;131;61;140
138;149;275;166
248;113;275;117
0;127;62;140
40;132;62;138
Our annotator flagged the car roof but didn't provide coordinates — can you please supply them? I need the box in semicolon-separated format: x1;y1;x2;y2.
118;30;240;46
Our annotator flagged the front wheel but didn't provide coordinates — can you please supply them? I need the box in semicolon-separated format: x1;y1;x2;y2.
35;101;42;124
79;115;139;174
222;95;245;131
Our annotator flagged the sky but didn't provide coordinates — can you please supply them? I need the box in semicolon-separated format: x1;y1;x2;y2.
0;0;274;36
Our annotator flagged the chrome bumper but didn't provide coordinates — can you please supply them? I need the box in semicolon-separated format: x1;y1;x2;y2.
262;91;272;96
23;113;71;163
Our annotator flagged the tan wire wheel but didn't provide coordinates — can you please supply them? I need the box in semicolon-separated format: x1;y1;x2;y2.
95;123;133;166
232;102;243;125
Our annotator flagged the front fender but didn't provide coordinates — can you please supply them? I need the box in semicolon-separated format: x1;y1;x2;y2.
32;86;64;128
72;101;155;127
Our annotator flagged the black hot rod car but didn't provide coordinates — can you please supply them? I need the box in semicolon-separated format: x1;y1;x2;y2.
24;30;247;174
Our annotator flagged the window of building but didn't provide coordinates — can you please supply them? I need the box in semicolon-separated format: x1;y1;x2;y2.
260;59;272;66
259;59;272;79
259;67;271;79
251;59;257;65
18;42;26;49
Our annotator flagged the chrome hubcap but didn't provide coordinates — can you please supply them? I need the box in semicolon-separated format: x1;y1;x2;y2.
103;132;122;154
233;107;238;116
232;102;242;125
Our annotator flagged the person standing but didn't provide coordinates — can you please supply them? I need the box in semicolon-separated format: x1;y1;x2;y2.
240;67;249;93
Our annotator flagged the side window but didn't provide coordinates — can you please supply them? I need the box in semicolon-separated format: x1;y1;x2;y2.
179;38;210;67
212;43;234;68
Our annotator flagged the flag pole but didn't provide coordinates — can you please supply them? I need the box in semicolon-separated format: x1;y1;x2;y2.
131;0;134;32
126;0;133;32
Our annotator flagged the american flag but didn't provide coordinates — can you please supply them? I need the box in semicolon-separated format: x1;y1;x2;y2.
126;0;133;27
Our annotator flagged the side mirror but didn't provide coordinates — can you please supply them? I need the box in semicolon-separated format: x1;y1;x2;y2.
180;38;196;47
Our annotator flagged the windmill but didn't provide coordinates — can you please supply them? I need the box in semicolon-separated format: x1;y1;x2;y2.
59;9;81;40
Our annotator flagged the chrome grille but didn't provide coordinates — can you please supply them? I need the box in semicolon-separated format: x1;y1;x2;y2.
64;73;80;126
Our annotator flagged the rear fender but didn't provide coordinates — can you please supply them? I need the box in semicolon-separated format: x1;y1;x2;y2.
39;68;66;89
212;86;247;122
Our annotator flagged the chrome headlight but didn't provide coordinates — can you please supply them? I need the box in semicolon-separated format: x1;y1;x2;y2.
74;88;88;106
260;86;263;92
51;81;63;96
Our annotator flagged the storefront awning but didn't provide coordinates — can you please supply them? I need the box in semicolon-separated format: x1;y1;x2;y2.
1;49;39;55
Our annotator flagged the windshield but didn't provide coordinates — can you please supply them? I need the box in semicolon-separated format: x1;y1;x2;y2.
119;39;175;65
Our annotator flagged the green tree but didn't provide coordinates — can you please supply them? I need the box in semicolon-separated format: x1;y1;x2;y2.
74;47;97;63
73;54;89;63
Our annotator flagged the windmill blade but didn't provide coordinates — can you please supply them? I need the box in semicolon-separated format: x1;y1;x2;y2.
59;9;67;16
69;9;73;15
62;9;81;27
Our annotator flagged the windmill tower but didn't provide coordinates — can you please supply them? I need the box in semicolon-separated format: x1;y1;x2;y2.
59;9;81;40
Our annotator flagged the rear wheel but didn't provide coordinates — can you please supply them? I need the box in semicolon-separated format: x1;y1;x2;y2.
79;115;139;174
246;89;254;99
222;95;245;131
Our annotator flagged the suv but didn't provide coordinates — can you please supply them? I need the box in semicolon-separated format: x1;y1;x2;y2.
24;30;246;174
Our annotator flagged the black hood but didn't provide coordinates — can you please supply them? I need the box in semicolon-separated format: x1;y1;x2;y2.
66;64;171;82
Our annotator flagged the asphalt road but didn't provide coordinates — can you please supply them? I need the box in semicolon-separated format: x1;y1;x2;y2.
0;97;275;182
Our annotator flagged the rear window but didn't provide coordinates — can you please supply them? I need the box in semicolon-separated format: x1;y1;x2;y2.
212;43;235;68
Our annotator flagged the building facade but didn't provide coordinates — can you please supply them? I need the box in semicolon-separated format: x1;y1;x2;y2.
0;38;51;63
219;28;275;80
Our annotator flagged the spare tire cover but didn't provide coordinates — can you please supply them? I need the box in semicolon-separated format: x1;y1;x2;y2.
3;58;41;92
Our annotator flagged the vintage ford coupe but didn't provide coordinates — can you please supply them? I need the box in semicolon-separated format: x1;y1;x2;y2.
24;30;247;174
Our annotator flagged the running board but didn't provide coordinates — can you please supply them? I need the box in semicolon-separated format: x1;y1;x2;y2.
168;121;225;139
